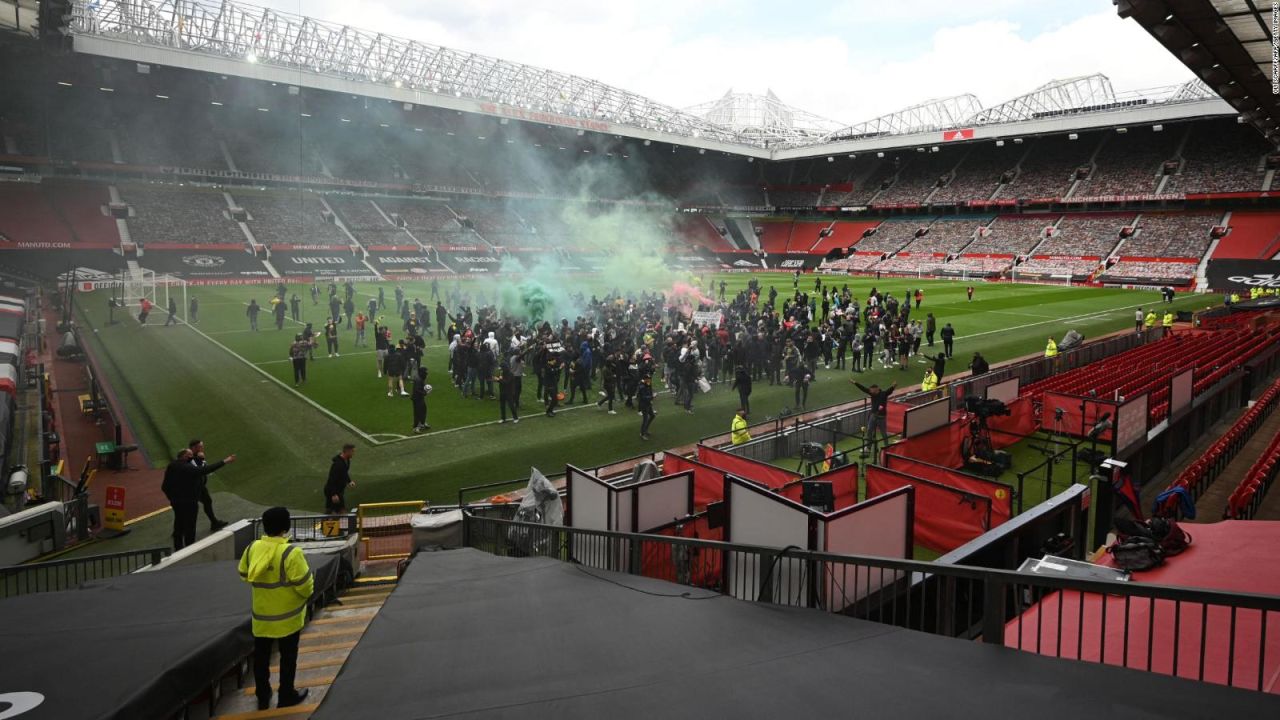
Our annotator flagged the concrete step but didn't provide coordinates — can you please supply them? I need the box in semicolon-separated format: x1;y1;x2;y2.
214;686;328;718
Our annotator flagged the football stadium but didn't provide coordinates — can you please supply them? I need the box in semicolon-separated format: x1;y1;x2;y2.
3;0;1280;717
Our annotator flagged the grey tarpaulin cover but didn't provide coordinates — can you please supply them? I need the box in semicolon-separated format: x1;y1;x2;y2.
1059;329;1084;350
309;549;1280;719
506;467;562;554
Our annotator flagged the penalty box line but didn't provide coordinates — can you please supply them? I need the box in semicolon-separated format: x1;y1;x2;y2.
179;319;380;446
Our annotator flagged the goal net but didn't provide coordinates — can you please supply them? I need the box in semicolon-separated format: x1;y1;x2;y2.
119;269;189;323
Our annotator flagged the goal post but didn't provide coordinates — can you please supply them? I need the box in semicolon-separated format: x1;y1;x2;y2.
121;269;189;324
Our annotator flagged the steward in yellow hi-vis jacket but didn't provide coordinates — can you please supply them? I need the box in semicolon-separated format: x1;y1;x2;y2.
731;408;751;445
239;507;314;711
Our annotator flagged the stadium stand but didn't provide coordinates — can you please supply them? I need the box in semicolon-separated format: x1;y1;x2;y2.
452;202;527;237
803;220;867;254
310;126;397;182
963;214;1054;255
235;191;352;246
121;185;243;245
1157;377;1280;519
937;255;1012;276
1003;133;1097;200
117;107;227;170
1035;213;1131;257
719;185;766;207
754;221;792;254
1014;256;1102;279
677;216;738;253
874;253;948;274
853;219;923;254
1212;211;1280;260
1120;212;1220;259
844;156;902;204
1072;128;1177;197
1098;259;1197;284
1026;324;1280;428
1164;119;1268;194
0;182;75;246
769;188;822;207
930;147;1017;204
818;252;884;272
900;217;983;255
1225;427;1280;520
378;198;462;233
873;148;962;205
223;113;324;177
46;182;119;246
0;115;44;157
327;196;413;246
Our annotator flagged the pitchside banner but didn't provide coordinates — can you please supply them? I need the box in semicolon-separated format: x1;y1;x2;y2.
1205;259;1280;292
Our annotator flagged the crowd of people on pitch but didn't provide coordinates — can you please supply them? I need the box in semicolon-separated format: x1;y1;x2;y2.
250;275;983;439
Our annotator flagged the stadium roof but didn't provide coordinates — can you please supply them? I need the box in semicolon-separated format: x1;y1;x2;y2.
1118;0;1280;147
684;90;844;146
65;0;1238;158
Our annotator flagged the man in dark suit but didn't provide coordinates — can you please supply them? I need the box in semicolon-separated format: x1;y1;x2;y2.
324;444;356;514
162;448;236;550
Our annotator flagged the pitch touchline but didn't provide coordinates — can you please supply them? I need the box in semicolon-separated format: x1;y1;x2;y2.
177;319;377;444
255;350;377;365
957;301;1152;341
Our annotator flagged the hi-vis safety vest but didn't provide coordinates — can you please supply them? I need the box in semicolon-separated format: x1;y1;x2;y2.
921;371;939;392
1163;313;1174;327
731;414;751;445
1144;312;1157;328
1044;339;1058;358
239;535;313;638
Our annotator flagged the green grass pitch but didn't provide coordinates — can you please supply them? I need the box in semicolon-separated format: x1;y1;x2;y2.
73;272;1210;513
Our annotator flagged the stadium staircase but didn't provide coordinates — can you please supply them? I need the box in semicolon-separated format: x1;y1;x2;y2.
1193;412;1280;521
209;579;399;719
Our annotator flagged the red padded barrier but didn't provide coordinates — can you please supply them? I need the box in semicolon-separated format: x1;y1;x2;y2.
887;418;966;469
883;454;1012;526
695;445;801;491
776;464;860;511
661;454;725;511
865;466;992;554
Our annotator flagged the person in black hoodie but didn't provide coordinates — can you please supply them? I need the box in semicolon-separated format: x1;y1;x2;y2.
385;344;407;397
543;351;562;417
411;367;431;433
498;354;520;424
969;352;990;376
162;448;236;550
324;444;356;514
637;375;656;440
731;365;752;416
596;352;618;414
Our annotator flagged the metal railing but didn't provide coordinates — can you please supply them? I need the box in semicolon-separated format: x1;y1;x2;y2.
0;547;168;598
249;513;357;541
463;514;1280;693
